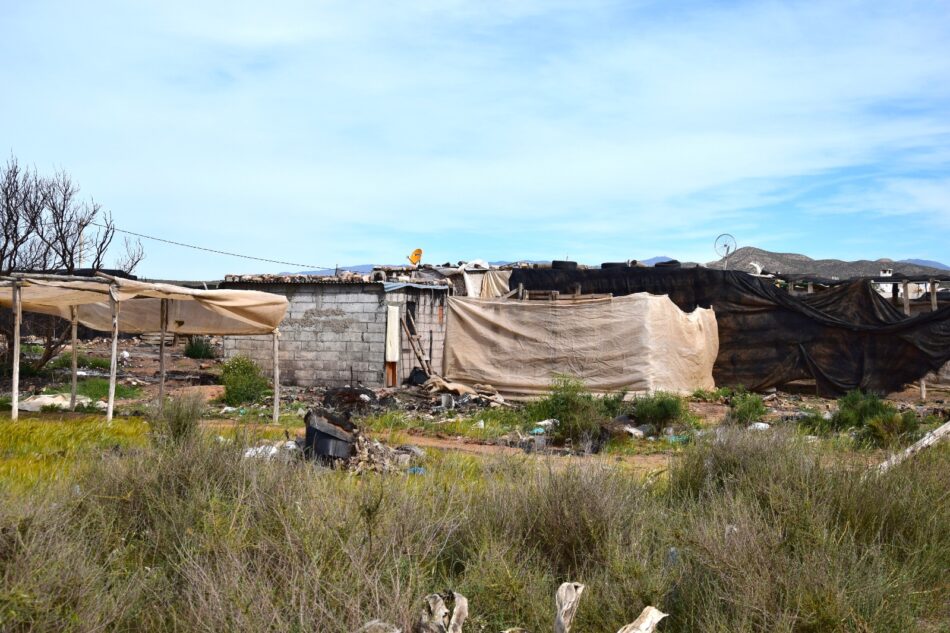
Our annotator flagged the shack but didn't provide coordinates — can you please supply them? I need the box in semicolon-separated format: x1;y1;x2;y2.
220;275;449;388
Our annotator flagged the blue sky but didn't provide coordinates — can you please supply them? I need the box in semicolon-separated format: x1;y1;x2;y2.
2;0;948;279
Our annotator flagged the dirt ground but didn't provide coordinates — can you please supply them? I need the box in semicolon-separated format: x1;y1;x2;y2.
15;335;950;471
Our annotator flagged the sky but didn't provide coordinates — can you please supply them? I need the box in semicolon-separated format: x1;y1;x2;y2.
2;0;949;279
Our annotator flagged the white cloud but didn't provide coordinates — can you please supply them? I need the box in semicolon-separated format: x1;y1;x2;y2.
1;0;949;275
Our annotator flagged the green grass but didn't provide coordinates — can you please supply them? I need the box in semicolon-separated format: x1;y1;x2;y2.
727;390;767;425
0;428;945;631
48;353;112;372
799;390;930;448
45;378;141;401
690;386;733;402
0;415;148;490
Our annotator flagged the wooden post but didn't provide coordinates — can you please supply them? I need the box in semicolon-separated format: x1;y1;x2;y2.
69;306;78;411
158;299;168;413
11;283;20;421
931;280;939;311
106;289;119;423
902;280;911;316
807;281;814;294
272;331;280;424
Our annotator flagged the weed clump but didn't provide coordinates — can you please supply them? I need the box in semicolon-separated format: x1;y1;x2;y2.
150;393;204;445
527;375;605;447
221;355;269;405
184;336;216;359
630;391;687;434
48;353;112;372
727;390;766;425
800;390;923;447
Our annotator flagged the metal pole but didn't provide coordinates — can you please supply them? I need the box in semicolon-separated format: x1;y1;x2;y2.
70;306;78;411
11;283;20;421
106;289;119;423
158;299;168;413
272;331;280;424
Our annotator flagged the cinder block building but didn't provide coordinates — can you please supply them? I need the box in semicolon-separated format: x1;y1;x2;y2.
220;276;449;388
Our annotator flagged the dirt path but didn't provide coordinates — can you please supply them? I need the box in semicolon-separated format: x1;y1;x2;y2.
203;419;673;473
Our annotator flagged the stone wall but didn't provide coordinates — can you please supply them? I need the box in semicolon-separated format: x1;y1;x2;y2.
222;283;448;388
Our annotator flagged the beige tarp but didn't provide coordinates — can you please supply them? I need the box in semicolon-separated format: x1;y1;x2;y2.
443;294;718;397
480;270;512;298
0;276;288;334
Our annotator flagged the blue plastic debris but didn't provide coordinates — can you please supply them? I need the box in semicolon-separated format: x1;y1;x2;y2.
407;466;426;475
530;427;546;435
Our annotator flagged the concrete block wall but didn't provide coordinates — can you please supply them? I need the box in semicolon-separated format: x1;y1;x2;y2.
223;283;388;387
389;288;448;382
222;283;448;388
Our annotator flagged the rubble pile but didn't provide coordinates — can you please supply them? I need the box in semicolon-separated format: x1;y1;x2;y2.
347;434;424;474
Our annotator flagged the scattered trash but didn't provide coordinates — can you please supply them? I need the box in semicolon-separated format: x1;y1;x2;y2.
219;406;238;414
242;441;300;461
18;393;92;412
407;466;426;475
536;418;557;428
624;425;645;439
474;419;485;429
530;426;546;435
748;422;771;431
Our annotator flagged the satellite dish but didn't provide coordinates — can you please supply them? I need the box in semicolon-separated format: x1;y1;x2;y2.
407;248;423;266
714;234;737;270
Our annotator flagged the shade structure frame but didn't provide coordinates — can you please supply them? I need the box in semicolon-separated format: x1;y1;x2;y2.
3;274;289;422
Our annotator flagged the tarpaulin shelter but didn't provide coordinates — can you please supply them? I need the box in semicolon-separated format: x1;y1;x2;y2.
443;294;718;398
1;273;289;422
508;267;950;396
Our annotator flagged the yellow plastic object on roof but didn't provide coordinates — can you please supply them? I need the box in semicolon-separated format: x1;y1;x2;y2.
407;248;423;266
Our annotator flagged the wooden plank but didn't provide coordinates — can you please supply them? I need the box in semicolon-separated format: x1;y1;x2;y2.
158;299;167;413
272;331;280;424
106;290;119;423
932;280;939;311
873;420;950;475
11;283;20;421
902;280;911;316
70;306;78;411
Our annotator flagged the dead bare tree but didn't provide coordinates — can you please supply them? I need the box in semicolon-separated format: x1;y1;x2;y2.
116;235;146;273
0;155;145;372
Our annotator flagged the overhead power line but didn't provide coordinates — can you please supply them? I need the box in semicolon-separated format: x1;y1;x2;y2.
94;223;334;271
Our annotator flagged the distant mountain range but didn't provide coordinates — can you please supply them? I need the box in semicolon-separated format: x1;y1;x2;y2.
706;247;949;278
900;258;950;271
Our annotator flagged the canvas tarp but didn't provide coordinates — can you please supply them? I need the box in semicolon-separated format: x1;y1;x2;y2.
443;294;718;397
0;276;288;335
508;267;950;395
480;270;512;298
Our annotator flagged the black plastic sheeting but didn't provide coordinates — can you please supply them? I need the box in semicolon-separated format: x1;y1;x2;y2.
508;267;950;395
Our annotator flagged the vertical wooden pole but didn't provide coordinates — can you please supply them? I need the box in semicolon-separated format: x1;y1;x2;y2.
931;280;939;311
158;299;168;413
69;306;78;411
11;283;20;421
807;281;814;294
272;331;280;424
902;280;911;316
106;289;119;423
